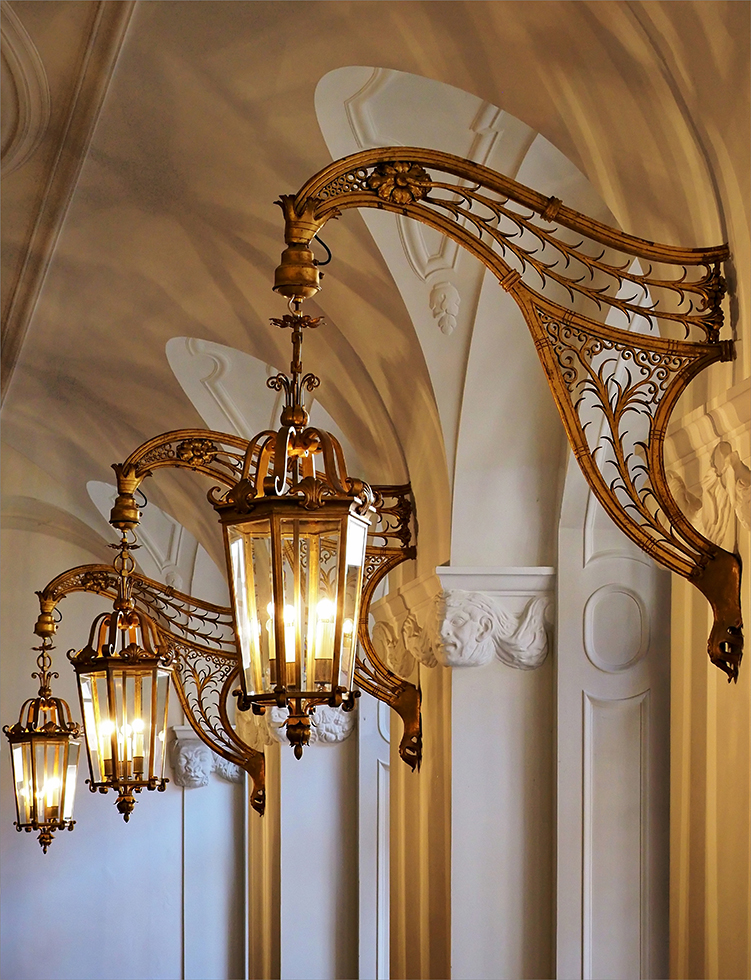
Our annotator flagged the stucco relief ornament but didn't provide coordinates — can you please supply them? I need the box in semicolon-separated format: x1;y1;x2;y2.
171;739;213;788
234;702;355;749
668;440;751;545
404;590;551;670
366;161;431;205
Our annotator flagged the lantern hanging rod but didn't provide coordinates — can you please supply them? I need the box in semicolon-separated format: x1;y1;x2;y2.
272;146;742;680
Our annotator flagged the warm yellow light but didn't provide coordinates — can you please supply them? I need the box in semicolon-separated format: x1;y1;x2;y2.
42;776;61;808
343;619;354;635
132;718;145;733
99;720;115;737
317;598;336;621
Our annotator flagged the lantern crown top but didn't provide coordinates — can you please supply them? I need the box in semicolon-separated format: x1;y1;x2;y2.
3;640;81;739
211;303;375;517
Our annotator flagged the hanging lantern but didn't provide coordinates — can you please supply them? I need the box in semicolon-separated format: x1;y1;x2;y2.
213;310;373;757
67;537;171;821
3;640;81;852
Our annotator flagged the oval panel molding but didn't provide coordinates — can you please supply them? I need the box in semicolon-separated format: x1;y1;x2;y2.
583;585;649;673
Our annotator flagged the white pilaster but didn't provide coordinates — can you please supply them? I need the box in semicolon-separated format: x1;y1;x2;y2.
437;566;556;980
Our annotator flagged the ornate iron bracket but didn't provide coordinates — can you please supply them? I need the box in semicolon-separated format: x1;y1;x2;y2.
272;147;743;681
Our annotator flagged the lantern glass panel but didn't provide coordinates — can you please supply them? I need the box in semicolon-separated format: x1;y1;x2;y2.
277;516;342;693
11;742;32;825
227;521;274;695
62;741;80;821
34;739;64;825
79;670;112;782
77;663;170;787
153;667;170;779
338;514;369;687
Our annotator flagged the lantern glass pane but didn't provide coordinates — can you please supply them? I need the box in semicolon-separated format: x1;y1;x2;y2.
12;742;32;825
34;738;64;825
227;521;273;695
79;669;113;784
153;668;170;779
278;517;341;693
338;514;369;688
62;740;80;821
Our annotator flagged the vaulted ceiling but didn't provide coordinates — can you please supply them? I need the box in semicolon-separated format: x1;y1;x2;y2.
2;0;748;583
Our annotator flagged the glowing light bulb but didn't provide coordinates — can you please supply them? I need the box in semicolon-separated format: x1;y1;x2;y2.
343;619;354;635
317;598;336;621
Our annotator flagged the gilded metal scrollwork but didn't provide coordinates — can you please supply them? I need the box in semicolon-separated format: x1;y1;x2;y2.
273;147;743;681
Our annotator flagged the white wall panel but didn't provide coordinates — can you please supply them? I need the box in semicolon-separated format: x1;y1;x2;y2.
557;457;670;980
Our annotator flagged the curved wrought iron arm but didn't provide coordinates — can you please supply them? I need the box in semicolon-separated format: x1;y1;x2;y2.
274;147;743;681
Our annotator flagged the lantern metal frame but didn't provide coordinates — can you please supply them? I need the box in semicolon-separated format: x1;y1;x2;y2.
3;638;82;852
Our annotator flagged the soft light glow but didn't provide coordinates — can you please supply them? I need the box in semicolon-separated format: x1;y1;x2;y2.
284;604;296;663
317;598;336;621
314;597;336;665
43;777;60;807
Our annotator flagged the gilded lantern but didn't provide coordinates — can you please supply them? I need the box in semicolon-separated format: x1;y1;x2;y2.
212;311;373;756
3;641;81;852
68;602;171;821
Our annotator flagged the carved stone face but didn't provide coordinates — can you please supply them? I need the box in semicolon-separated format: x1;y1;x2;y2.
174;743;212;788
432;592;494;668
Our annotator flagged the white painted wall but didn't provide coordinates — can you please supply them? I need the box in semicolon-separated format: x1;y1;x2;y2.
279;734;359;980
1;454;245;980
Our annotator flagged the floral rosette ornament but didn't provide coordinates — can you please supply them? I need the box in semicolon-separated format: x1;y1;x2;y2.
366;161;431;205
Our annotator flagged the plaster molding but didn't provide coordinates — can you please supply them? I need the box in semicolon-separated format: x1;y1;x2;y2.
0;1;51;176
185;337;256;440
1;0;137;401
371;568;555;675
429;280;460;336
665;377;750;474
343;67;401;150
170;727;244;787
667;440;750;548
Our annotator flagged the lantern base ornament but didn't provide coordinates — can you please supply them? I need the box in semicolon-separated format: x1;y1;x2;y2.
285;711;311;760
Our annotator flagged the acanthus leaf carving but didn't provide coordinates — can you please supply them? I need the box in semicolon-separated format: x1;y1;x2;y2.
429;280;460;335
233;702;356;750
